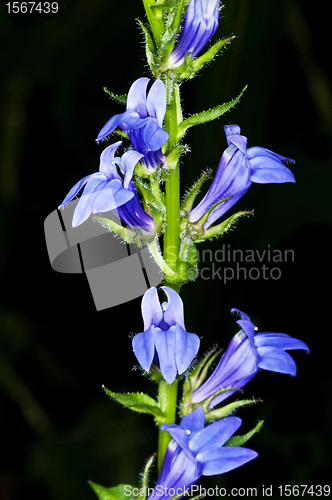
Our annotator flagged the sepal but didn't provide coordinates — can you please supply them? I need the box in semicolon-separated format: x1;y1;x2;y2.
93;215;155;247
182;346;221;415
205;399;262;422
193;210;253;243
102;386;166;424
226;420;264;447
103;87;127;104
89;482;135;500
193;37;235;72
177;86;247;140
181;169;213;214
139;454;156;500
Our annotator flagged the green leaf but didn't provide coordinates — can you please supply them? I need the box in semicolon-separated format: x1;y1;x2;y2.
226;420;264;447
103;88;127;104
141;0;165;45
137;19;157;74
89;482;135;500
206;399;262;421
177;86;247;140
103;386;166;421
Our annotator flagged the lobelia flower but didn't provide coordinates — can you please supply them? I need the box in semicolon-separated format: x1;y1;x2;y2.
147;405;257;500
132;287;200;384
189;125;296;229
168;0;220;68
192;309;310;408
58;141;155;231
96;78;169;171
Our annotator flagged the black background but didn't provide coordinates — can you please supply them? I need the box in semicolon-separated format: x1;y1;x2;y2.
0;1;331;499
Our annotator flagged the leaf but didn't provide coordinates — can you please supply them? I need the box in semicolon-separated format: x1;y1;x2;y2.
103;88;127;104
89;482;135;500
141;0;165;45
137;19;156;74
177;86;247;140
103;386;166;421
226;420;264;447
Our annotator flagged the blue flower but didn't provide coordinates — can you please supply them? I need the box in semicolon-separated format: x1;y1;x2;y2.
168;0;220;68
59;141;149;227
190;125;296;228
96;78;169;171
147;406;257;500
192;309;310;408
132;287;200;384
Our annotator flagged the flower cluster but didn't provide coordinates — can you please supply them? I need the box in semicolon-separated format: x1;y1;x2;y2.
54;2;311;499
59;77;168;230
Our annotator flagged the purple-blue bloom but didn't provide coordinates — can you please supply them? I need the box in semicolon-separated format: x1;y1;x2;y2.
190;125;296;228
168;0;220;68
58;141;150;228
96;78;169;171
132;287;200;384
192;309;310;408
147;406;257;500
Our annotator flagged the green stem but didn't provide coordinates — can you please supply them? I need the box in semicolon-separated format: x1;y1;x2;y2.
158;380;178;473
156;76;182;472
163;75;182;290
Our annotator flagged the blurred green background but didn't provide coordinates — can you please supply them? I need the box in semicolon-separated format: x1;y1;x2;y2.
0;1;331;499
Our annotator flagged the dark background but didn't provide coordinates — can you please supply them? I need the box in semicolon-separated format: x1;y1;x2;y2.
0;1;331;499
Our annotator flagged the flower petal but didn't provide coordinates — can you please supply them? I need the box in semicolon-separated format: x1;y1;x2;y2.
132;325;155;372
161;287;186;329
189;416;243;454
154;326;177;384
92;179;134;213
99;141;122;177
126;77;150;117
141;287;163;331
121;150;144;189
254;333;310;352
248;147;295;183
72;177;108;227
256;346;297;375
143;118;169;151
198;446;258;476
58;172;104;208
180;405;205;434
146;79;167;128
160;425;196;463
96;110;147;142
175;325;200;374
